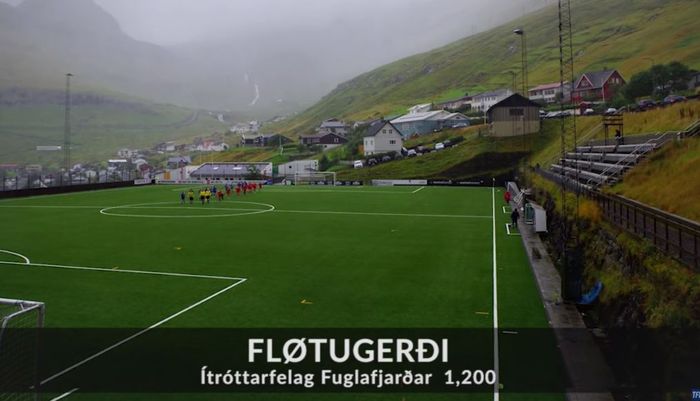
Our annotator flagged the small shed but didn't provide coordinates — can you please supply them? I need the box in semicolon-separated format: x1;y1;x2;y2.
487;94;541;137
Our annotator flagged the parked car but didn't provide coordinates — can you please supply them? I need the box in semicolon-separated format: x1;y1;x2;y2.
353;160;364;169
583;108;596;116
381;155;392;163
407;149;417;157
443;140;452;148
367;158;378;166
663;95;686;104
637;99;657;110
604;107;618;115
435;142;445;151
451;123;469;128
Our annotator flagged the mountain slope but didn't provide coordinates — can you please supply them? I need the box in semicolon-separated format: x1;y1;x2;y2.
274;0;700;136
0;0;192;103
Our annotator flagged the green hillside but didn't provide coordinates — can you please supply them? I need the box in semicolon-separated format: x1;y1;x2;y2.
0;98;227;166
273;0;700;136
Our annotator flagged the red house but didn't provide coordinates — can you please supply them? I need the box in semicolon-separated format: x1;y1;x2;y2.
572;69;626;104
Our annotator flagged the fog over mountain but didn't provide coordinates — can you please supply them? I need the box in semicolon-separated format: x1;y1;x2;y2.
0;0;551;116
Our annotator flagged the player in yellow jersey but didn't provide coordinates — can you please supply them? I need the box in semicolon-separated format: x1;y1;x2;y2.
187;189;195;205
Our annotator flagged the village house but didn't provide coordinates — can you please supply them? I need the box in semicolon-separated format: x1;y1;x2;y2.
471;89;514;112
436;94;472;112
316;118;348;137
363;121;403;156
240;133;291;147
528;82;571;104
390;110;469;137
571;69;626;104
300;132;348;150
167;156;192;169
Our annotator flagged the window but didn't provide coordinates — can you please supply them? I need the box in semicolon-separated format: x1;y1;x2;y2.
334;138;339;143
509;108;524;116
382;129;387;134
389;140;396;145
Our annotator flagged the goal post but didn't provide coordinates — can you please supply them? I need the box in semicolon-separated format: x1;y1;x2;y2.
293;171;336;186
0;298;45;401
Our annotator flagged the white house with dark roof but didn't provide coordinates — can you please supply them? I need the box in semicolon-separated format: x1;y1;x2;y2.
363;121;403;156
363;120;403;156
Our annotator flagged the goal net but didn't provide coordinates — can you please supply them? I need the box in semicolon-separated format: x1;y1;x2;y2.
293;172;336;186
0;298;44;401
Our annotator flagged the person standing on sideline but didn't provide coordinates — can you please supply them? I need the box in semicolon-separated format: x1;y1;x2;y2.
510;208;520;228
504;190;511;204
179;191;186;205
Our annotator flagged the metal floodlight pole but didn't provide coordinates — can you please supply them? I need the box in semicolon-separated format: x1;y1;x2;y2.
513;28;528;97
63;73;73;179
507;71;517;94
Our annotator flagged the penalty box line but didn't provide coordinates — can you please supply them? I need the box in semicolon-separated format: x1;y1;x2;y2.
40;278;247;386
0;256;247;387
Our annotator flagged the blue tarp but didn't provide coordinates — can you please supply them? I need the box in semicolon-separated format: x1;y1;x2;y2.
578;281;603;305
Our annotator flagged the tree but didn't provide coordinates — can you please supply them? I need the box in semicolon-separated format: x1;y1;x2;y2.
318;154;331;171
624;70;653;101
666;61;692;92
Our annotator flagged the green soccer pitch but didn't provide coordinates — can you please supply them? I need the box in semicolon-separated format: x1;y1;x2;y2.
0;184;564;401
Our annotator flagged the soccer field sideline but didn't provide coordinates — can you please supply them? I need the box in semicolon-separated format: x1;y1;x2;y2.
0;184;551;401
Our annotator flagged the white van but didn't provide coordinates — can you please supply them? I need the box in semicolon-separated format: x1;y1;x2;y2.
435;142;445;151
353;160;364;169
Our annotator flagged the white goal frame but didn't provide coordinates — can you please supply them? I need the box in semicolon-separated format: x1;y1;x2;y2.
293;171;336;186
0;298;45;401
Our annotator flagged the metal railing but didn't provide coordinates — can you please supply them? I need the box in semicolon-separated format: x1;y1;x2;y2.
592;192;700;270
535;168;700;270
1;171;139;192
582;133;669;187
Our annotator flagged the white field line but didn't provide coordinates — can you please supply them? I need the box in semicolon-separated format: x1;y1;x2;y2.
412;186;426;194
49;387;80;401
0;260;243;281
0;204;491;220
502;206;511;214
505;223;521;236
40;278;247;385
491;185;500;401
274;209;491;219
0;249;30;264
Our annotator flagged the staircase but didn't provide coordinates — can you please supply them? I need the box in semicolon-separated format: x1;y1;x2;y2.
549;120;699;190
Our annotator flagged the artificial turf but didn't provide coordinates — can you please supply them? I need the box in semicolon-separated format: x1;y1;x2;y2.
0;184;564;400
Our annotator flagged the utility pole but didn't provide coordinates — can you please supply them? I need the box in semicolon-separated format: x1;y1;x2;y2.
64;73;73;177
558;0;581;302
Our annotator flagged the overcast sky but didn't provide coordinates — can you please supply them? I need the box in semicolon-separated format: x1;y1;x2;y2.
1;0;551;47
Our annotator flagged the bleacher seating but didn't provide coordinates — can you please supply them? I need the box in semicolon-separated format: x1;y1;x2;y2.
549;130;677;189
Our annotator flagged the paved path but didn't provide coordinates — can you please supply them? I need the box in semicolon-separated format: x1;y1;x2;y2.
513;200;615;401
